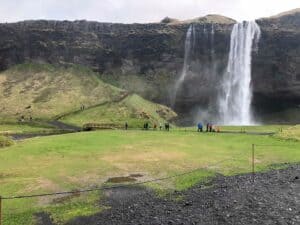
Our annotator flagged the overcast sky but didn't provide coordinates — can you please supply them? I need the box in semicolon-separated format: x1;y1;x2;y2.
0;0;299;23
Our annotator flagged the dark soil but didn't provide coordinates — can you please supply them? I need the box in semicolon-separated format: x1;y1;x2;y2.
129;174;144;178
106;176;137;183
106;174;143;183
37;165;300;225
35;212;55;225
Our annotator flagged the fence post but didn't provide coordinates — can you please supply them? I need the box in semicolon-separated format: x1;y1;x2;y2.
0;196;2;225
252;144;255;183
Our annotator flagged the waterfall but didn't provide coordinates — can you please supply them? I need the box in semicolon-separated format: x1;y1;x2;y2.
210;24;215;60
218;21;261;125
171;24;194;107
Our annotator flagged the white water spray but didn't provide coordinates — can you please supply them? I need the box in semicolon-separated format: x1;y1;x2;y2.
218;21;261;125
172;25;194;107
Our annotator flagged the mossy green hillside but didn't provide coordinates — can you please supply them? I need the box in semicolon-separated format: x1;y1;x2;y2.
0;63;177;128
60;94;177;128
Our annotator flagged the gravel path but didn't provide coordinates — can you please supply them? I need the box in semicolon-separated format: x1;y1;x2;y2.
37;165;300;225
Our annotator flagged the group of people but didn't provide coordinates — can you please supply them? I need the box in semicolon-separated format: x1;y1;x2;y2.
143;122;170;131
80;104;85;111
125;122;170;131
18;115;33;122
197;122;220;133
124;121;220;133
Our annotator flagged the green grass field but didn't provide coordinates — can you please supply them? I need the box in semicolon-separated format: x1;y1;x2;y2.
176;125;290;133
0;125;299;225
0;122;56;135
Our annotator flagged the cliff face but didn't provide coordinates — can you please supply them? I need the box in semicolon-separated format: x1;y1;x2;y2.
0;10;299;123
0;18;234;112
0;20;189;73
253;11;300;118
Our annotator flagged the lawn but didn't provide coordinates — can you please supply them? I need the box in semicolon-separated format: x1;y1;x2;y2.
0;122;56;135
176;125;290;133
0;126;299;225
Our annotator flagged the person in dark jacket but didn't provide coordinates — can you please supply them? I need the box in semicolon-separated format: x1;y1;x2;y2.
165;123;170;131
197;122;203;132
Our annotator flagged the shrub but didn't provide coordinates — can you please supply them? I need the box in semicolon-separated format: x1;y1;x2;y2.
0;136;14;148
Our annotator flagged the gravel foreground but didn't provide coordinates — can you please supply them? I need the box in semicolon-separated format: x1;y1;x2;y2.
37;165;300;225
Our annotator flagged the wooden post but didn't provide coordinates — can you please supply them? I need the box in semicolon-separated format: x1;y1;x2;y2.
0;196;2;225
252;144;255;183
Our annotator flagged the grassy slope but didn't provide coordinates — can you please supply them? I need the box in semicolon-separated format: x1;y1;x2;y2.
0;63;122;120
0;127;299;224
275;125;300;141
99;73;173;103
0;63;176;128
61;94;177;128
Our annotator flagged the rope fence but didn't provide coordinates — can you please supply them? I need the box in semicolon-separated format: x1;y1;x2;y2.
0;143;298;225
1;155;241;201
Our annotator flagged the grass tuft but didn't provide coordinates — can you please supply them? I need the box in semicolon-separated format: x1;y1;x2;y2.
0;135;14;147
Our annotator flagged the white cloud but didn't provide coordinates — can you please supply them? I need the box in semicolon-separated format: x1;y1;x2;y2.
0;0;299;23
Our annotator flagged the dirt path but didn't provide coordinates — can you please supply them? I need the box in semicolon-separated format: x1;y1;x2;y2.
54;92;130;121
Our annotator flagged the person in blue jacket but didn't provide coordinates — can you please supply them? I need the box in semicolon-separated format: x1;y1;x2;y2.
197;122;203;132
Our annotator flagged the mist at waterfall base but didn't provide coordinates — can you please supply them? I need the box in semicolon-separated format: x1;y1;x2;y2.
172;23;221;125
172;21;261;126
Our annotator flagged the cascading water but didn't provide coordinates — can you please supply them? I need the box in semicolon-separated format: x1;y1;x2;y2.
218;21;261;125
172;23;217;123
171;24;194;107
210;24;215;59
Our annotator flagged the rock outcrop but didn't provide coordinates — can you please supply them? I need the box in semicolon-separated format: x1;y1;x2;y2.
0;10;299;123
253;9;300;120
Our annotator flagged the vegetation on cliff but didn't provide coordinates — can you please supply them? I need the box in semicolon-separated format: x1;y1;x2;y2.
0;63;177;128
